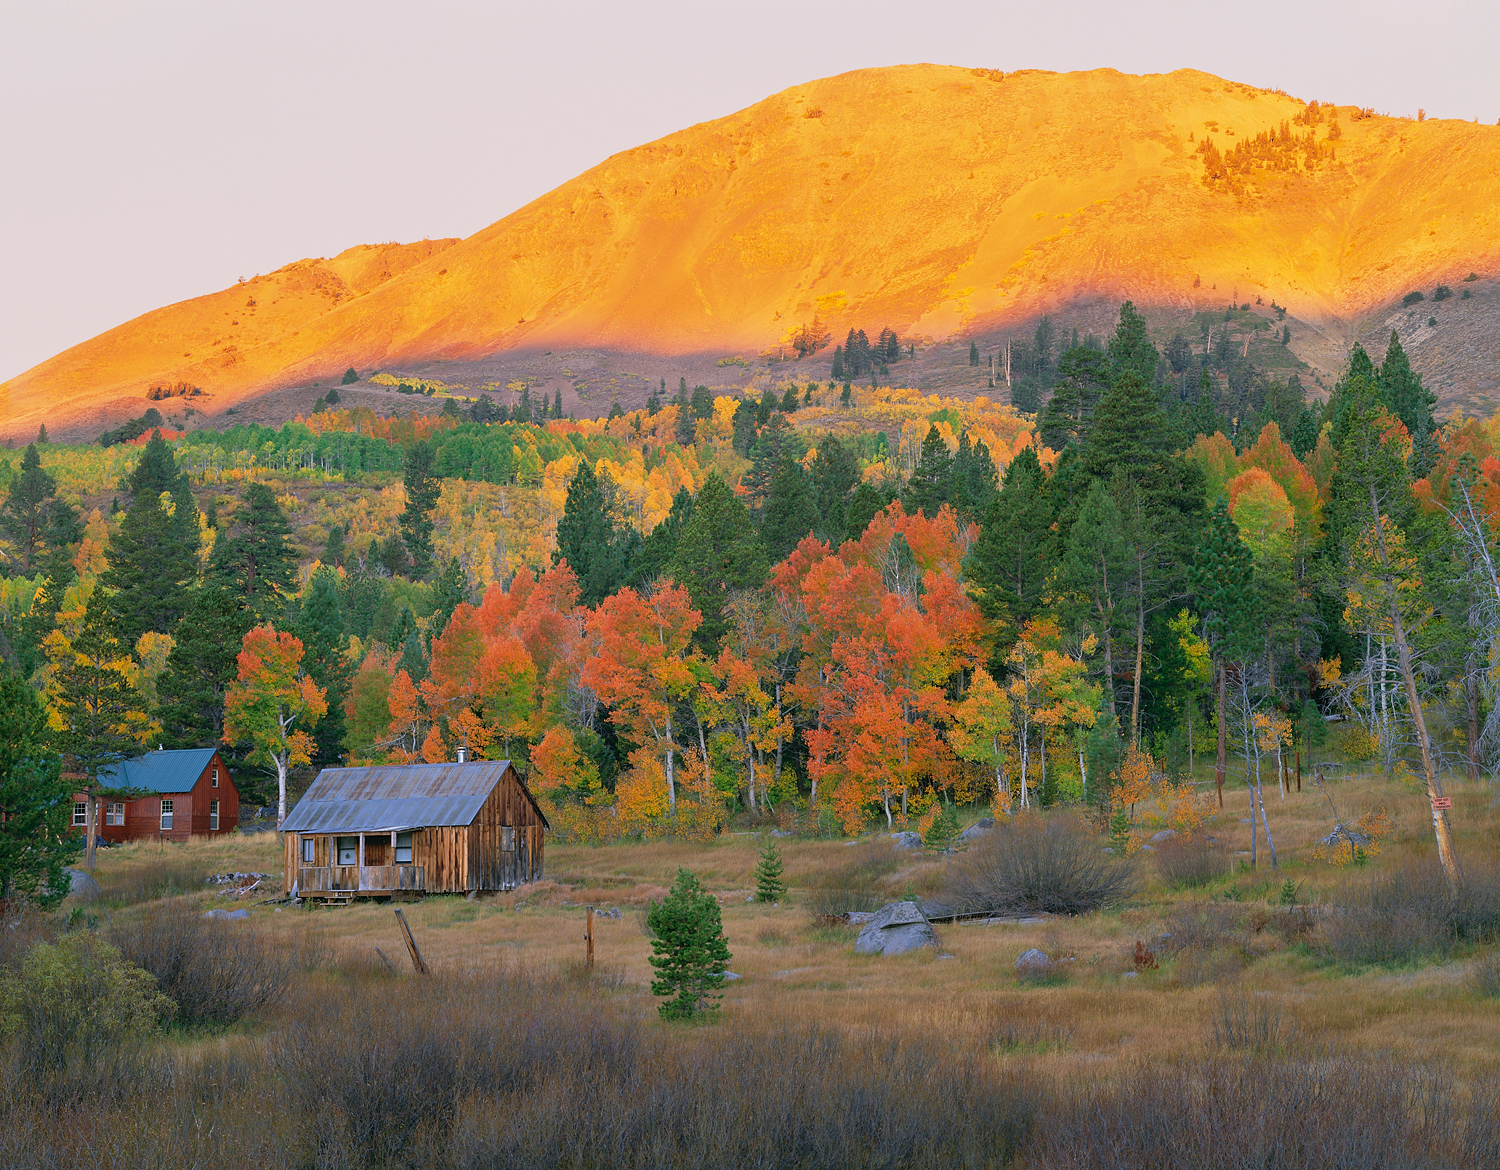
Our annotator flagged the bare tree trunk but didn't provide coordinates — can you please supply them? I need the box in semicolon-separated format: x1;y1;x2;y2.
277;754;289;830
664;712;676;814
1467;672;1481;784
1131;593;1145;746
85;792;98;871
1215;656;1227;808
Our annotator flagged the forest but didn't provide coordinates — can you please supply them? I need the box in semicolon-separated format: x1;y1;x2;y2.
0;301;1487;878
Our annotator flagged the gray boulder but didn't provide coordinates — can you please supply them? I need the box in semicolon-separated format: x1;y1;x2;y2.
1014;947;1051;973
770;829;793;838
890;831;923;851
203;908;250;920
855;901;937;956
1150;829;1177;844
960;817;996;841
596;906;623;920
65;869;101;901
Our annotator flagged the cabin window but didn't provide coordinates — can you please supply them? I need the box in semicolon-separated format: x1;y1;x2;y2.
212;767;219;788
209;800;220;831
394;832;413;864
160;800;174;831
73;802;87;827
500;826;516;852
107;802;124;826
301;838;315;864
336;837;358;866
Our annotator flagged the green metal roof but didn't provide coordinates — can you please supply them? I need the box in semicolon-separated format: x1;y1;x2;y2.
98;748;219;794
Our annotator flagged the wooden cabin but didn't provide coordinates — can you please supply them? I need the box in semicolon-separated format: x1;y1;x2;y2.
280;759;548;902
72;747;239;843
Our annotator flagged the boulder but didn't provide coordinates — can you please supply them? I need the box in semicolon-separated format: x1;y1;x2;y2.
855;901;937;956
65;868;101;901
890;831;923;851
202;908;251;920
722;971;743;981
960;817;996;841
596;907;623;920
1150;829;1177;844
1014;947;1051;973
770;829;793;838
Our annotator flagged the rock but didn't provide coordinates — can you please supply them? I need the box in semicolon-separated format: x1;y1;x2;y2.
890;831;923;851
1014;947;1051;973
65;868;101;901
846;911;877;925
1317;825;1372;847
1138;845;1154;853
1122;970;1140;979
597;907;622;919
202;908;250;920
1239;818;1253;825
722;971;743;981
960;817;996;841
855;901;937;956
1150;829;1177;844
770;829;792;838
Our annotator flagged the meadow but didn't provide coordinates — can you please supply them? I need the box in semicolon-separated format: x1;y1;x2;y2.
8;761;1500;1169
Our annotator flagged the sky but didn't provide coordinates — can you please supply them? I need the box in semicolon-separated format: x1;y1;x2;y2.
3;0;1496;382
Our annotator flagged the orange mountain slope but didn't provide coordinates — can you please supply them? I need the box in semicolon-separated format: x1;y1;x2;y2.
6;63;1500;439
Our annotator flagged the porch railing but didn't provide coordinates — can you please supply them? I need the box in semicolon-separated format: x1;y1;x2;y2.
297;865;425;894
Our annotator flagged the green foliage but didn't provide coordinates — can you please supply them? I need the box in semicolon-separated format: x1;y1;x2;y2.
1402;291;1425;307
400;440;441;578
155;586;248;749
0;933;173;1077
342;367;359;384
923;803;962;853
761;456;819;564
554;460;635;607
647;867;732;1019
0;674;77;907
101;433;198;642
51;591;143;794
294;565;352;767
0;444;74;576
207;482;296;623
671;476;766;653
97;407;164;448
969;339;980;366
966;445;1054;653
902;424;954;518
754;838;786;902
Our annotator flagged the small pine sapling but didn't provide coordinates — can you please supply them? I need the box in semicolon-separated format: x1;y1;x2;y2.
754;838;786;903
923;803;962;853
647;867;732;1020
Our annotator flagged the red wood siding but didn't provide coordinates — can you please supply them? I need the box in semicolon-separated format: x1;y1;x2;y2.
74;752;239;844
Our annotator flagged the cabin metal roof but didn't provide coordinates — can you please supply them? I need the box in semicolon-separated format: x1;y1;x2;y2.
281;761;532;835
97;748;218;795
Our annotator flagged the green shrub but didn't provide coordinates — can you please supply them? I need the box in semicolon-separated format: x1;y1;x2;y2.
341;367;359;385
1433;285;1452;302
0;933;172;1077
1402;290;1426;307
647;868;732;1020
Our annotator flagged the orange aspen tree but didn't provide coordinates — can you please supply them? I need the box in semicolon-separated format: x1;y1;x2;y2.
222;625;327;828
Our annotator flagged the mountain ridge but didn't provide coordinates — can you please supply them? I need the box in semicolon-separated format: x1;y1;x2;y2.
6;63;1499;440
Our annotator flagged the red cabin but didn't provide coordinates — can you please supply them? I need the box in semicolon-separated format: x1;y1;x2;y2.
73;747;239;843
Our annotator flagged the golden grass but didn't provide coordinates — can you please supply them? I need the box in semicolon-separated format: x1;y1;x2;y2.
76;766;1500;1088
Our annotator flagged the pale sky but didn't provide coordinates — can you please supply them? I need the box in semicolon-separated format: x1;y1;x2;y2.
3;0;1496;382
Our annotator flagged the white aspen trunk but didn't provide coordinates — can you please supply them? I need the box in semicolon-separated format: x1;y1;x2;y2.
85;792;98;871
664;715;676;814
1019;716;1030;809
1079;748;1088;801
276;750;289;830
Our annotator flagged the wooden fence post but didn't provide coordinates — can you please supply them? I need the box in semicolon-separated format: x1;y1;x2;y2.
394;908;429;975
585;905;595;971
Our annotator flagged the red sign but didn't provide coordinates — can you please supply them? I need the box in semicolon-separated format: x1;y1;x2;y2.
1432;797;1453;811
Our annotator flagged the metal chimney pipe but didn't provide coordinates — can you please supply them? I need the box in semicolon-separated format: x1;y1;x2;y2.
456;746;467;764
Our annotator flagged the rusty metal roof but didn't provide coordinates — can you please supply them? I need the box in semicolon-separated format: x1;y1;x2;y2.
282;761;515;834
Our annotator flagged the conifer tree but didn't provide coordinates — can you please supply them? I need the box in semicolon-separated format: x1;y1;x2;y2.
1190;500;1257;806
965;445;1055;654
839;382;852;407
845;482;887;542
294;566;352;769
742;415;806;511
951;432;999;523
779;385;800;414
969;339;980;366
156;586;249;748
554;460;632;607
757;387;778;426
812;436;860;541
761;456;820;563
430;556;468;642
323;522;346;568
690;384;714;420
0;672;77;906
1288;407;1320;460
647;867;732;1019
1105;301;1160;388
1376;330;1436;443
513;386;534;424
0;444;64;574
903;425;954;517
552;389;564;419
632;485;694;586
208;483;296;623
731;398;758;456
399;440;441;578
101;433;198;643
754;838;786;902
831;345;845;381
1038;346;1109;449
670;475;767;653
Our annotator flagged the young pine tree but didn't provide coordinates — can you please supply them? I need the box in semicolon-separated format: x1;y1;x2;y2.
754;838;786;902
648;867;732;1019
399;440;441;579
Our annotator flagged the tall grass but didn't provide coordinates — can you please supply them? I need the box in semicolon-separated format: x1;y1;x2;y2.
1323;859;1500;967
947;814;1133;916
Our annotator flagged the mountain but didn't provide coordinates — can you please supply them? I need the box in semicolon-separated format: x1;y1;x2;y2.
6;64;1500;440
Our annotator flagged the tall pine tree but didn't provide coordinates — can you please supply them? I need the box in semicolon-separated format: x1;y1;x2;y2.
761;456;820;563
100;433;198;644
399;440;441;578
554;460;632;607
155;586;249;749
902;425;954;517
670;475;767;653
208;482;296;623
294;566;353;769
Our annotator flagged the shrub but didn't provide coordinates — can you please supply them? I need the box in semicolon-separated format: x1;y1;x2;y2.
1470;952;1500;998
1429;317;1438;327
0;933;172;1078
341;367;358;385
1211;991;1292;1053
646;868;731;1019
1321;861;1500;967
1403;290;1426;307
1154;834;1229;887
110;905;292;1024
1433;285;1452;302
804;840;898;919
947;814;1133;916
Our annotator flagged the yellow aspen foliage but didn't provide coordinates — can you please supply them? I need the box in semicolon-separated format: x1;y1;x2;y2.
420;722;447;764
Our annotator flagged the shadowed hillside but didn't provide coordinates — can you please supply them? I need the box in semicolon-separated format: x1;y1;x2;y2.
6;63;1500;441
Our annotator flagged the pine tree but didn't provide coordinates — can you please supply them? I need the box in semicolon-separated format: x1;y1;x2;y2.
951;432;999;523
513;386;534;424
50;591;147;869
0;673;77;907
674;397;697;447
812;436;860;541
965;445;1055;652
0;444;60;573
647;867;732;1019
1105;301;1160;388
753;838;786;902
690;384;714;420
968;339;979;366
742;415;806;511
399;440;441;578
552;390;564;419
35;424;48;445
631;485;694;585
1288;407;1320;460
208;483;295;623
845;483;887;542
831;346;845;380
155;586;249;749
554;460;631;607
101;433;198;643
323;523;346;568
670;475;767;653
731;399;758;456
902;425;954;517
294;566;352;769
761;457;820;563
1038;345;1109;449
430;556;468;642
839;382;852;407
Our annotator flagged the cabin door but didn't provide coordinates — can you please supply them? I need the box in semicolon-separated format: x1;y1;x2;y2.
500;826;516;890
